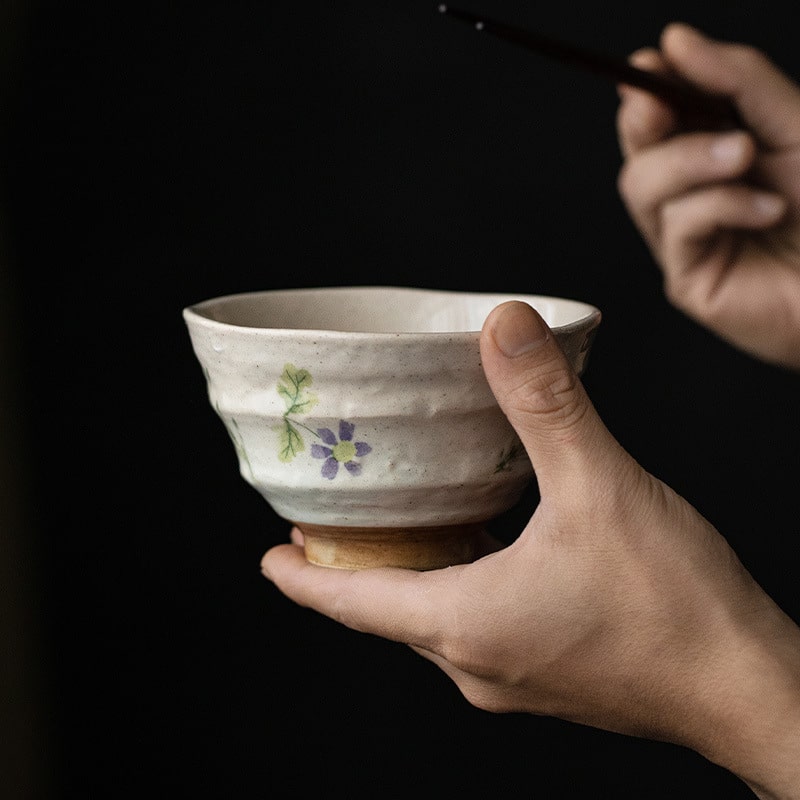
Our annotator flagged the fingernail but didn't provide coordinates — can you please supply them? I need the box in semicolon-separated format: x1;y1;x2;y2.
710;132;747;164
492;302;549;357
260;559;273;581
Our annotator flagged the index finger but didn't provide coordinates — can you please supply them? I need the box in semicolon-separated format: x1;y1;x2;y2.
260;542;449;648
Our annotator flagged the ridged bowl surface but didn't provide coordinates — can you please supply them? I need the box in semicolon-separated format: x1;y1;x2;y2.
183;286;601;568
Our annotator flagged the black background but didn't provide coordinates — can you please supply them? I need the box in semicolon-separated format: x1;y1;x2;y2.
3;1;800;797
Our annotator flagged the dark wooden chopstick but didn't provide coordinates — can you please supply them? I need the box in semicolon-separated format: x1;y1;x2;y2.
438;5;743;130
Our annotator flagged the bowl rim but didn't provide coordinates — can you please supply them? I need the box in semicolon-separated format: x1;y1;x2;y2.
182;285;602;339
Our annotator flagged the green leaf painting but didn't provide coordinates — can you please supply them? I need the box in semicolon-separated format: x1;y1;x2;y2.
278;364;317;415
277;363;318;462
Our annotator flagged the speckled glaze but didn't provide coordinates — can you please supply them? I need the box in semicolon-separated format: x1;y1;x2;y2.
183;286;601;569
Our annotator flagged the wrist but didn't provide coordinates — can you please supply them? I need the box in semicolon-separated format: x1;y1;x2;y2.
695;602;800;799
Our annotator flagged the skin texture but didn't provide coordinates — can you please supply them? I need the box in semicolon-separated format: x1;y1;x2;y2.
262;24;800;800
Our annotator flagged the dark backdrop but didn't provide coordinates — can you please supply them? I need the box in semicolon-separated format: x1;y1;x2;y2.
3;1;799;797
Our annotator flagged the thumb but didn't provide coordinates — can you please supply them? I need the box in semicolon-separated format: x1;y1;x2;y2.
480;301;626;497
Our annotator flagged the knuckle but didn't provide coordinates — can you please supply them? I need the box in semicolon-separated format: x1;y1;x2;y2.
508;364;588;437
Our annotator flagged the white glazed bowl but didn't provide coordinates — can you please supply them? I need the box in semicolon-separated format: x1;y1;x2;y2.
183;286;601;569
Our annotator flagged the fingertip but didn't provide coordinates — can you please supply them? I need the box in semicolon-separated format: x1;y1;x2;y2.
710;130;756;170
661;22;721;70
628;46;665;72
483;301;550;358
260;526;306;581
661;21;709;49
752;192;787;221
260;542;308;582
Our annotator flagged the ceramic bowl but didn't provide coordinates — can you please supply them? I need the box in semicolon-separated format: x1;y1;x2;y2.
183;286;601;570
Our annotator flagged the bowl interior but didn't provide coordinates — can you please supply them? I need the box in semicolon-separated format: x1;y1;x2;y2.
186;286;599;334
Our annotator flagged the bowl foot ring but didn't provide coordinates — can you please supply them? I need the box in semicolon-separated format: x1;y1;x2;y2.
293;521;486;571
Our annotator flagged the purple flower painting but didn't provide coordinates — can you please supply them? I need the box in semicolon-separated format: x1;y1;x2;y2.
311;420;372;479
